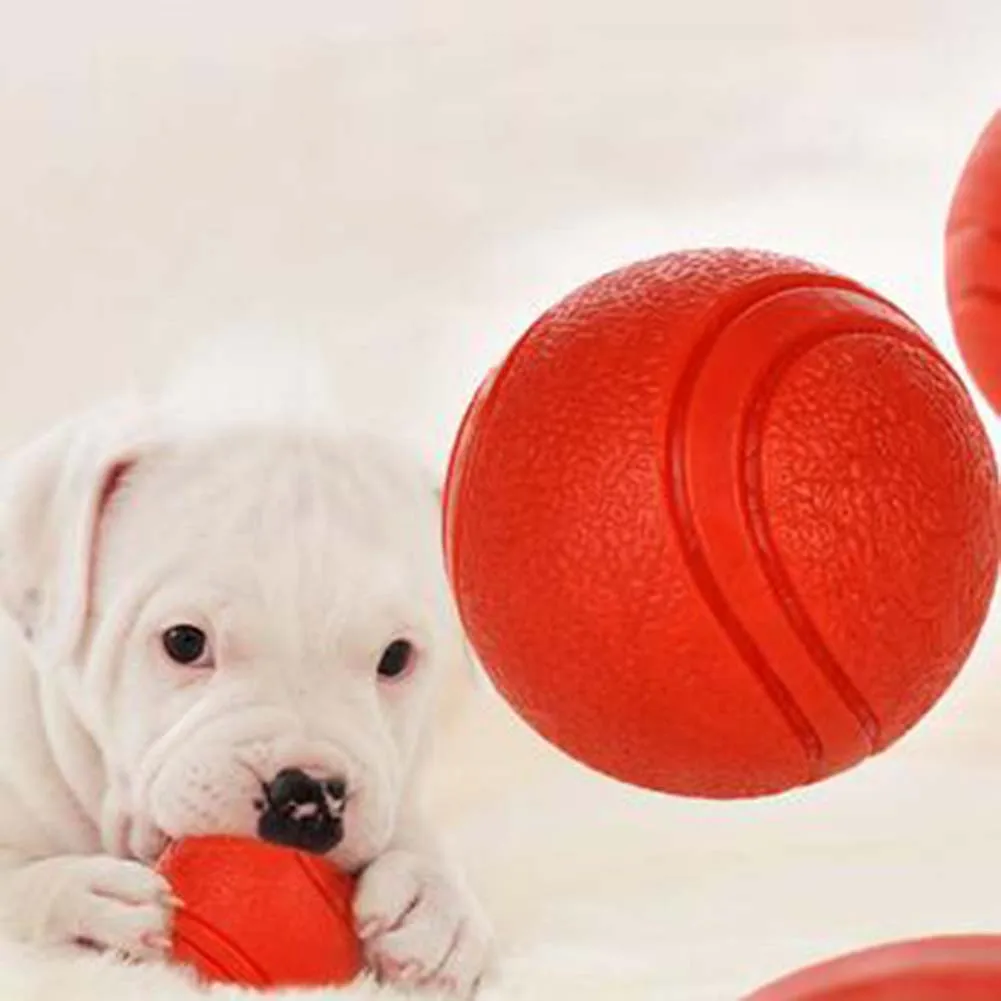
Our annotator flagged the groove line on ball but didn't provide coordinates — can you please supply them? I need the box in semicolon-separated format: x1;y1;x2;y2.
292;853;352;923
176;907;272;986
740;328;882;750
739;322;959;755
173;932;236;981
665;277;859;773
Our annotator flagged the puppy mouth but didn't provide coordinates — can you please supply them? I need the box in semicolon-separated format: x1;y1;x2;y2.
140;743;377;862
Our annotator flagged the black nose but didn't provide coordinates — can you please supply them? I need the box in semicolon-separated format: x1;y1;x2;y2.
256;767;347;855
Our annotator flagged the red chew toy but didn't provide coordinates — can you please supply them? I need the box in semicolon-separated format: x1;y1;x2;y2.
444;248;998;798
947;111;1001;411
745;935;1001;1000
155;836;363;989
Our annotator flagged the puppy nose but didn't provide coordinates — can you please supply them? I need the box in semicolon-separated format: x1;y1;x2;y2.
256;767;347;855
267;767;323;806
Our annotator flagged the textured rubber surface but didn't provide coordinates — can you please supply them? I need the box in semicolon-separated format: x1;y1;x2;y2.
947;111;1001;412
156;835;362;988
444;248;999;798
746;935;1001;1000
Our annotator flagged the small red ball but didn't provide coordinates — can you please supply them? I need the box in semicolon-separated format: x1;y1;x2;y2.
746;935;1001;1000
444;249;998;798
155;836;363;989
946;111;1001;411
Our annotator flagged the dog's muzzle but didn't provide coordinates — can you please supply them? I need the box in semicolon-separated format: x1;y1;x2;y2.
256;767;347;855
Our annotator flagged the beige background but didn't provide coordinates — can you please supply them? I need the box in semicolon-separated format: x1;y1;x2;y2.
1;2;999;462
1;3;1001;998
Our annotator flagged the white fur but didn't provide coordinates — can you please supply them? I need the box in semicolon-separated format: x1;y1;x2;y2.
0;355;491;996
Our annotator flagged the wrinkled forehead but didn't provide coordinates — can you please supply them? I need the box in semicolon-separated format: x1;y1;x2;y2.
96;429;444;628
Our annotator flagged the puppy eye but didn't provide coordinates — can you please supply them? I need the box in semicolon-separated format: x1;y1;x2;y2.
162;624;212;667
377;639;415;681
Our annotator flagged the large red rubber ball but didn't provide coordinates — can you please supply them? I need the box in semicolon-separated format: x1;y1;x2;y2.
444;249;998;798
156;836;363;988
947;111;1001;412
746;935;1001;1000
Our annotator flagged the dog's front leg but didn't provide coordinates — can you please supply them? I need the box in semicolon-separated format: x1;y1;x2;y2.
0;850;175;959
353;804;493;997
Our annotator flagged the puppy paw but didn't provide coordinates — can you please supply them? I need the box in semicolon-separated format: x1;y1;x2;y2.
4;854;176;960
354;849;492;997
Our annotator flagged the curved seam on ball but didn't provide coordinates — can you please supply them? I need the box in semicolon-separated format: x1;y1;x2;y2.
292;853;354;924
665;276;861;775
740;323;980;756
172;930;236;982
740;328;881;752
176;907;273;986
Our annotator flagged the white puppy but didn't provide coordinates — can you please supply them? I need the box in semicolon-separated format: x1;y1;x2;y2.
0;385;491;995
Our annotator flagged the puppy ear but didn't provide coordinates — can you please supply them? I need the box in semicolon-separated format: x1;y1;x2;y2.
0;402;153;662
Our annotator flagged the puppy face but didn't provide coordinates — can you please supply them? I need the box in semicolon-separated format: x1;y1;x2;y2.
0;415;461;871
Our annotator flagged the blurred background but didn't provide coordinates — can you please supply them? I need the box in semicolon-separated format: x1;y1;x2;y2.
1;1;999;463
2;4;1001;998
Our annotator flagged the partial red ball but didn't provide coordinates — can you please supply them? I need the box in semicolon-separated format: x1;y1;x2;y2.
746;935;1001;1000
156;836;363;989
444;249;998;798
947;110;1001;411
